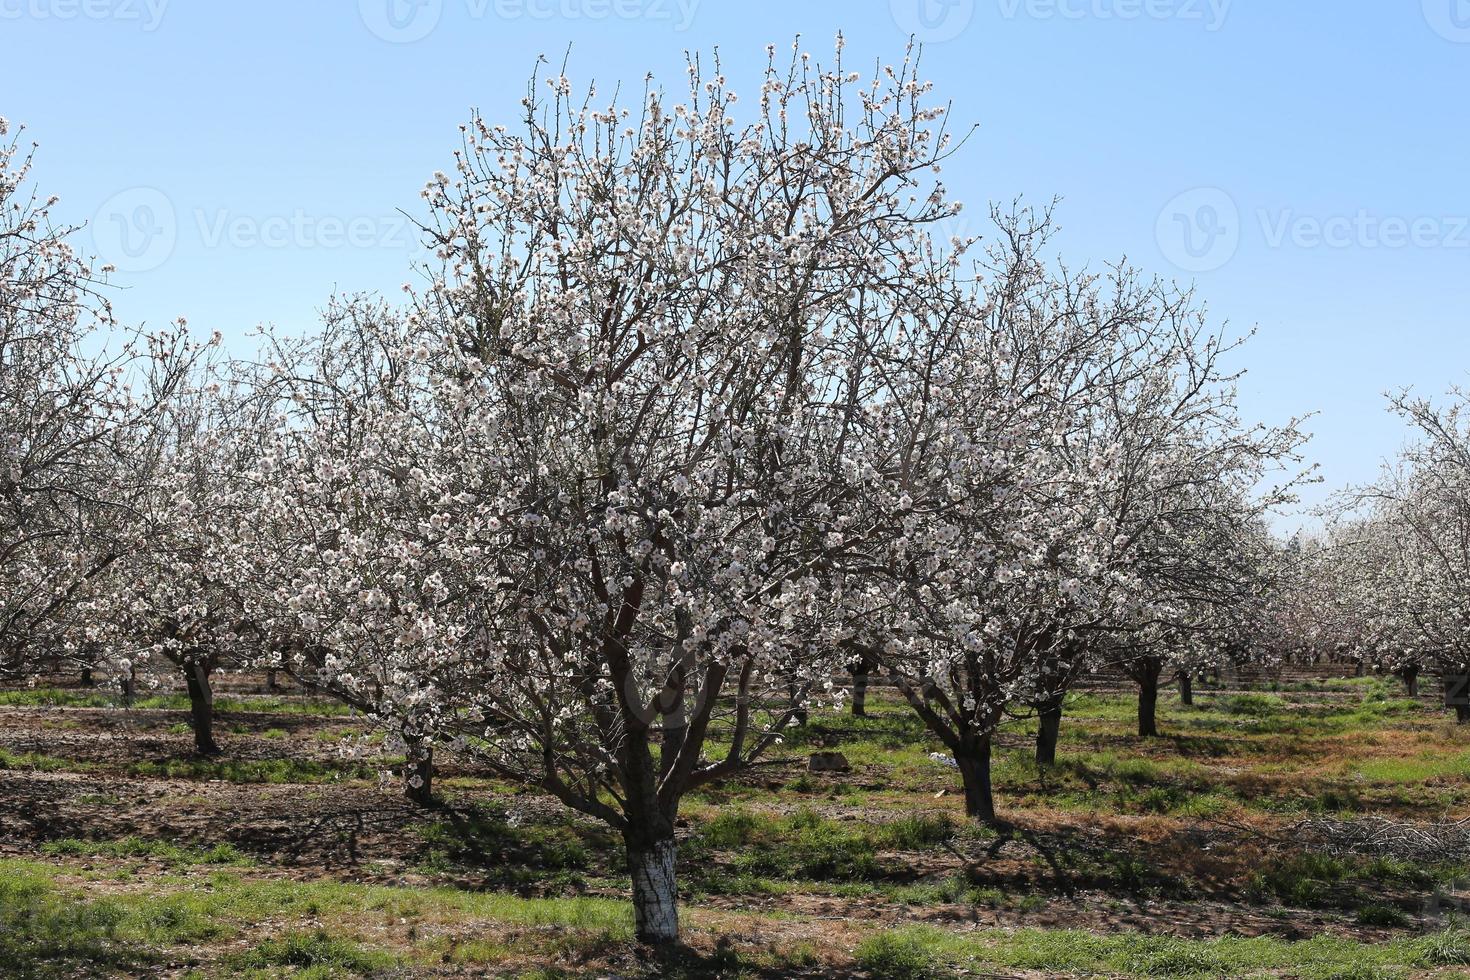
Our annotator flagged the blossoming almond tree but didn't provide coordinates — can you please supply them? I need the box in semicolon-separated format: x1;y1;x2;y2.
0;120;196;681
1331;390;1470;721
835;211;1142;823
1297;523;1423;694
1325;513;1463;710
250;40;972;942
243;299;466;804
79;344;268;756
1107;517;1287;739
1027;292;1307;749
841;211;1307;820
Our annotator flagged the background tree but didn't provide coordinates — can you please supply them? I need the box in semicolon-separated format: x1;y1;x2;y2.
847;210;1305;815
82;342;262;756
1330;392;1470;722
1;119;193;684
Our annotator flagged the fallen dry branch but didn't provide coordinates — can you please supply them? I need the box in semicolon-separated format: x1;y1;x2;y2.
1288;815;1470;863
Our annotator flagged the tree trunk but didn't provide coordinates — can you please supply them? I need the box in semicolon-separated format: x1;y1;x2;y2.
121;667;135;707
184;662;221;756
79;666;94;688
626;832;679;944
265;669;279;692
1035;696;1063;767
851;666;869;717
1356;660;1366;678
1138;668;1161;738
1401;666;1420;698
1178;672;1193;706
955;736;997;825
404;737;434;806
1456;703;1470;725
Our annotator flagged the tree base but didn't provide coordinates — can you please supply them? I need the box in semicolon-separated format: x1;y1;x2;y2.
629;838;680;944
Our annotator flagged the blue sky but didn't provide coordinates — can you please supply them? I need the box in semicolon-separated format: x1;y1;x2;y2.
6;1;1469;526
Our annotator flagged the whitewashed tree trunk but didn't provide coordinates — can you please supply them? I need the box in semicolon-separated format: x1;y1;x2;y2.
627;837;679;944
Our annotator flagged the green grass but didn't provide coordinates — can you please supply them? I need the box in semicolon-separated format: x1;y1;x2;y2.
873;874;1045;910
1351;749;1470;783
0;688;119;708
415;803;613;884
688;807;959;886
0;687;352;716
705;808;882;881
855;923;1470;979
41;836;252;867
990;748;1241;818
1060;683;1428;740
0;860;232;977
0;858;633;977
0;748;78;772
2;738;381;786
231;930;398;976
1244;852;1457;912
124;756;379;784
0;750;384;784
